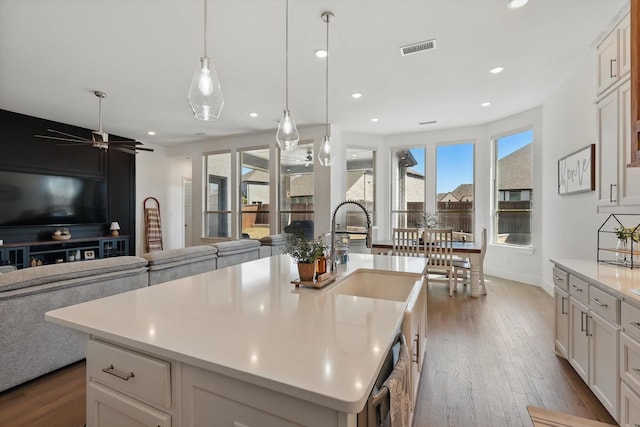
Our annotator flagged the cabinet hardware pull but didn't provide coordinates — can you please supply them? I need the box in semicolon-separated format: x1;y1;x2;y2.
101;364;135;381
610;58;617;78
413;333;420;364
631;322;640;329
553;275;563;282
609;183;617;203
561;297;567;315
589;297;608;308
586;315;592;337
571;284;583;292
581;311;586;332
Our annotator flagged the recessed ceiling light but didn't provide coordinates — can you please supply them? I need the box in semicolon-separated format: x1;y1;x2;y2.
147;131;156;136
248;112;258;118
351;93;362;99
371;118;379;122
315;49;327;58
490;66;504;74
507;0;528;9
481;102;491;107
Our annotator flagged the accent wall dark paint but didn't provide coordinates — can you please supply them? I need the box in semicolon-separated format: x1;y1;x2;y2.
0;109;135;252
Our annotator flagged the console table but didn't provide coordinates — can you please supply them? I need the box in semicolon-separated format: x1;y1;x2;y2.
0;236;129;268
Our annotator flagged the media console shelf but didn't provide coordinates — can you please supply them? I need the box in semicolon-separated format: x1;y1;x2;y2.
0;236;129;269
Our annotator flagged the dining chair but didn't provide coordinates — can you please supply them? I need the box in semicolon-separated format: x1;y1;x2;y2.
422;228;455;296
453;227;487;295
392;228;421;257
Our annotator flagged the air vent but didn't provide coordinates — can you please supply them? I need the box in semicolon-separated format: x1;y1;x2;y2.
400;39;436;56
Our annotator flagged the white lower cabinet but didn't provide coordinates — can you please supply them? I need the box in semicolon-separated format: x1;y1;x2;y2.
569;297;590;383
620;381;640;427
589;311;620;420
86;339;174;427
88;382;171;427
554;286;569;358
554;265;622;423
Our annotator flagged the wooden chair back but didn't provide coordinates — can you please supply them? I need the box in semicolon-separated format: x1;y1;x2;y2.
392;228;420;257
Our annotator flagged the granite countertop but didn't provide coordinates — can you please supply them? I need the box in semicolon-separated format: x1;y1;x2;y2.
46;253;427;413
551;258;640;305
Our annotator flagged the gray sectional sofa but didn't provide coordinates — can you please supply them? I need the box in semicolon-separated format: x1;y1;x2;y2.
0;256;149;392
0;236;293;392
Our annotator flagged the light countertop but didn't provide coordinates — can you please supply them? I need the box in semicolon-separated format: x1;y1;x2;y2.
46;253;427;413
551;258;640;305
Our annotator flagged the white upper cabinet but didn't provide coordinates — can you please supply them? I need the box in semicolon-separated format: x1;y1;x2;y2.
597;13;630;95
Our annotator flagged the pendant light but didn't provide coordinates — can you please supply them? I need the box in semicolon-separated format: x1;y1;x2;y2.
188;0;224;121
276;0;299;151
318;11;335;167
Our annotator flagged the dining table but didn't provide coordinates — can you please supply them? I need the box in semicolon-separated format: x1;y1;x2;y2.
371;240;485;297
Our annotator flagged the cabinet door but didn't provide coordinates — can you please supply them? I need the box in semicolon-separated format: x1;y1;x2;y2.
554;287;569;358
597;28;619;94
618;14;631;78
569;298;589;383
88;382;171;427
621;381;640;427
619;80;640;206
597;89;620;206
589;311;620;421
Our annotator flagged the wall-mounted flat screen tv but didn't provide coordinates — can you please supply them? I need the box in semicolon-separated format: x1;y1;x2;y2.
0;170;107;227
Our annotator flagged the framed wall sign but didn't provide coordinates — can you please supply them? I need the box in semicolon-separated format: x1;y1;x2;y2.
83;250;95;260
558;144;595;195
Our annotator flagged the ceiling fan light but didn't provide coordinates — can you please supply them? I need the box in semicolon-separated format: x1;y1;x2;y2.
188;56;224;120
276;109;299;151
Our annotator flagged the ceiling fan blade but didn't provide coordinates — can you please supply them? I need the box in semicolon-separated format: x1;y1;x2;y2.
108;140;143;145
35;135;92;143
111;146;138;155
57;142;92;147
133;147;154;152
44;129;89;141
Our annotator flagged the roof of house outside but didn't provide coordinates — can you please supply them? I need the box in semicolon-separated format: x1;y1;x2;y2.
497;144;532;190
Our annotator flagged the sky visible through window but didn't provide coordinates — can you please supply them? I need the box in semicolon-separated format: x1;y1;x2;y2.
407;130;532;194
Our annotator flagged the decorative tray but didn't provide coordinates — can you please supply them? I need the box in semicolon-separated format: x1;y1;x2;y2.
291;273;338;289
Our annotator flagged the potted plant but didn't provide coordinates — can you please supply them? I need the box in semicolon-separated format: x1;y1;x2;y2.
283;234;327;282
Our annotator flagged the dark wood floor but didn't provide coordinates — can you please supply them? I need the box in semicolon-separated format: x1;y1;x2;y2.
0;276;618;427
414;275;618;427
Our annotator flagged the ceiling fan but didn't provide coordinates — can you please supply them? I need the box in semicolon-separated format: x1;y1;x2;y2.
34;90;153;155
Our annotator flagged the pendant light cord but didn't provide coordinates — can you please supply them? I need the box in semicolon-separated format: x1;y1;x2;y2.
325;13;330;136
203;0;208;58
285;0;290;110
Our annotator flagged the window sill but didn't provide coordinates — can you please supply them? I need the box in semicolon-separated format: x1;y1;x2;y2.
489;243;535;255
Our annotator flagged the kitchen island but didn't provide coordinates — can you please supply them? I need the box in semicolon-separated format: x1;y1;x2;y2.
46;253;428;427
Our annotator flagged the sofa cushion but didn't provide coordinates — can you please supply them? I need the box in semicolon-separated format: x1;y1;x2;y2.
141;246;217;267
0;256;148;292
259;234;289;246
212;239;260;256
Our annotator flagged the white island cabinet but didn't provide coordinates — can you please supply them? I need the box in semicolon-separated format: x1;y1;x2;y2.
46;254;428;427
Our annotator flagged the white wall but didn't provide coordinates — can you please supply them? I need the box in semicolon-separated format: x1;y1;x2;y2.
135;143;191;255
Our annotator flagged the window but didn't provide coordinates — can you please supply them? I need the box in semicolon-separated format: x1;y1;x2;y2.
346;148;375;227
279;142;314;240
436;142;474;239
494;130;533;246
391;148;425;228
240;148;270;239
204;152;231;238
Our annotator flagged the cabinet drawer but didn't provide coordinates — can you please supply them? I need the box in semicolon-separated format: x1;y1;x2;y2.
568;275;589;305
87;339;171;409
552;267;569;292
621;332;640;397
622;301;640;342
588;285;619;324
621;381;640;427
88;382;171;427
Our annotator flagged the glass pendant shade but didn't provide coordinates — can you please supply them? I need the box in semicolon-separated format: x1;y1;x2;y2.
318;135;334;166
188;56;224;121
276;109;299;151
